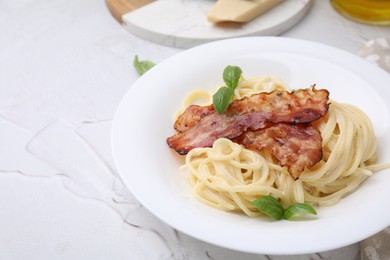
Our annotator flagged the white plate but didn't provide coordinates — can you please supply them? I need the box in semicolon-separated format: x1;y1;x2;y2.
111;37;390;255
122;0;312;48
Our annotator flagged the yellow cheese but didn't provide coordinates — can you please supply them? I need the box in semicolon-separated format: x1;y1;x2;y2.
207;0;284;23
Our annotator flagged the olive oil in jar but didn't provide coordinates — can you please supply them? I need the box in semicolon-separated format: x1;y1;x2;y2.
330;0;390;25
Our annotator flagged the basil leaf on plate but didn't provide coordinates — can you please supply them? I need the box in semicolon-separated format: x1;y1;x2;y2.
213;65;242;114
283;203;317;220
223;65;242;89
251;196;285;220
212;87;234;114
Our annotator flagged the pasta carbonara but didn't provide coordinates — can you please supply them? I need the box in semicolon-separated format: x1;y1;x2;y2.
175;75;389;217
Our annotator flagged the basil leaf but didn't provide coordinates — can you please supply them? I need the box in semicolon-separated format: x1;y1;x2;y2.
133;55;155;75
223;66;242;89
212;87;234;114
251;196;285;220
283;203;317;220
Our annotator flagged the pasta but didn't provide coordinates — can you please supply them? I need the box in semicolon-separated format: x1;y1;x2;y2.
176;75;389;217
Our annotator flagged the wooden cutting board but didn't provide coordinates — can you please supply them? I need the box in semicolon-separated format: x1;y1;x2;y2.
105;0;313;49
105;0;154;23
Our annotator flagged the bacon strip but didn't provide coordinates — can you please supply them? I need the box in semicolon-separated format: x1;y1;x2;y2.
234;123;323;179
167;87;329;155
174;105;214;133
174;87;329;133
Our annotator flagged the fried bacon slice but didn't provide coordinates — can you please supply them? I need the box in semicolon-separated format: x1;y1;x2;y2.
234;123;323;179
167;87;329;155
174;105;214;133
174;87;329;133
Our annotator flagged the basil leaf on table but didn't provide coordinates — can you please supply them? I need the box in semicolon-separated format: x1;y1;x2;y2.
133;55;155;75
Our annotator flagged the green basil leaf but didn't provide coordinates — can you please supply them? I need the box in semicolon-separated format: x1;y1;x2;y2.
133;55;156;75
283;203;317;220
212;87;234;114
223;66;242;89
251;196;285;220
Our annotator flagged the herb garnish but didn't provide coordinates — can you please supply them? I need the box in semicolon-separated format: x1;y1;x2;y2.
212;66;242;114
133;55;156;75
251;196;317;220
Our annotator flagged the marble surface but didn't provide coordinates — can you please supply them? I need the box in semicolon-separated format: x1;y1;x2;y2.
0;0;389;259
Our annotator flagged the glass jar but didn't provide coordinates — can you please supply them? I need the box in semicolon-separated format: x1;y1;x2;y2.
330;0;390;25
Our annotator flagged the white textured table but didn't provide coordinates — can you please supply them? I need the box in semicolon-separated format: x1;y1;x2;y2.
1;0;389;259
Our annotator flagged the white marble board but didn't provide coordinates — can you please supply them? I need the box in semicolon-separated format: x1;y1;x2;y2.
115;0;314;48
